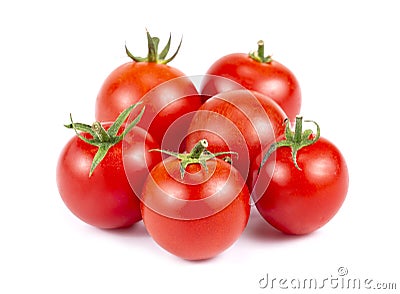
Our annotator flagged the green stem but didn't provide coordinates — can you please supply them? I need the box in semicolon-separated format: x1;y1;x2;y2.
125;30;182;64
258;116;321;173
92;122;111;142
294;116;303;142
188;139;208;159
146;32;159;63
257;40;265;60
249;40;272;63
149;139;237;179
65;102;144;177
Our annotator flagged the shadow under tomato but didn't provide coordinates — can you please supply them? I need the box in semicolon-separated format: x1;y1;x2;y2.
244;208;316;243
100;221;150;239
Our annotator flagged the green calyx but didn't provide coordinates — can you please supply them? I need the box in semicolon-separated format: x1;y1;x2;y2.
125;30;182;64
65;102;145;177
150;139;237;179
259;116;320;173
249;40;273;63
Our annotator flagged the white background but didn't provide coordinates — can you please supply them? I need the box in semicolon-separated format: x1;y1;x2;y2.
1;0;399;293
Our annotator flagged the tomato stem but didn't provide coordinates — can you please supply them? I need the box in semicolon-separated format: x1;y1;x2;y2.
249;40;272;63
257;40;265;60
188;139;208;159
92;122;111;143
294;116;303;142
125;30;182;64
149;139;237;179
258;116;320;173
65;102;145;177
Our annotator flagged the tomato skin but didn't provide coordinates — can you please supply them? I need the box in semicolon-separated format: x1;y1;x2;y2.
201;53;301;121
186;89;286;182
128;77;202;149
95;63;202;147
140;157;250;260
251;136;349;235
56;124;161;229
95;62;187;122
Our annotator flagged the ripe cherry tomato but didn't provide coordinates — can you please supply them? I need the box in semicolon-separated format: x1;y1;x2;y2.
250;116;349;235
95;31;202;145
128;76;202;150
56;105;162;229
186;89;286;182
140;140;250;260
201;40;301;121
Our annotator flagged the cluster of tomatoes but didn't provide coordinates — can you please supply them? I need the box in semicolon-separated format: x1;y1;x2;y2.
56;31;349;261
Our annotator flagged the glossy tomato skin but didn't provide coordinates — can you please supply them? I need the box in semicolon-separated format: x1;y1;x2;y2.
56;124;161;229
95;63;202;147
251;137;349;235
95;62;186;121
128;77;202;149
201;53;301;121
186;89;286;182
141;157;250;260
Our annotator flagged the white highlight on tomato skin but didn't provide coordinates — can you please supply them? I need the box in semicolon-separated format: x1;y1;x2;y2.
269;160;292;187
304;157;338;185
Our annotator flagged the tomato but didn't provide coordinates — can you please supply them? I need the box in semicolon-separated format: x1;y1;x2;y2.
95;62;185;121
56;105;162;229
201;40;301;121
127;76;202;150
185;89;286;183
250;116;349;235
140;139;250;260
95;31;202;146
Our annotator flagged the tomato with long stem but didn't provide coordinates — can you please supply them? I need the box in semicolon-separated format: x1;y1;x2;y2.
95;30;202;146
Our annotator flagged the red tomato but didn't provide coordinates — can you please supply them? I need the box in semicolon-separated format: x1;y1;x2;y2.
95;31;202;146
128;76;202;150
201;40;301;121
250;117;349;235
57;106;162;229
140;140;250;260
95;62;186;121
185;89;286;182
